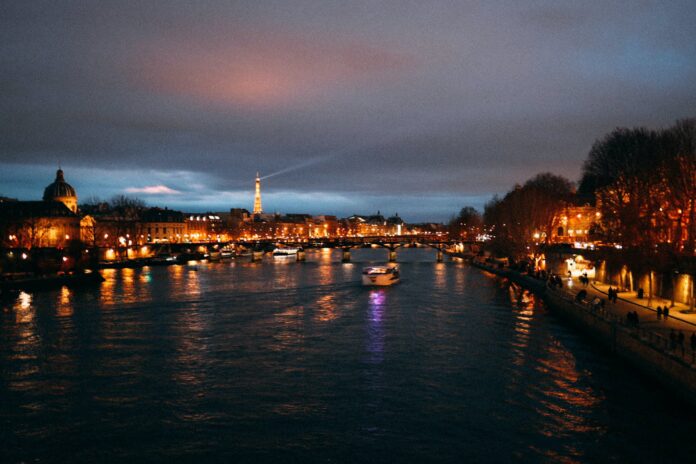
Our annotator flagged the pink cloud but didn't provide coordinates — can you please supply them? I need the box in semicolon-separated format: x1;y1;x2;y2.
125;185;181;195
132;30;416;107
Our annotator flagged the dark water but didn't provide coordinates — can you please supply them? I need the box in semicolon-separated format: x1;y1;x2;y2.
1;249;695;463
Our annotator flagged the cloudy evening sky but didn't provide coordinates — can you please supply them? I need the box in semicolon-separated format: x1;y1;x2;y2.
1;1;695;221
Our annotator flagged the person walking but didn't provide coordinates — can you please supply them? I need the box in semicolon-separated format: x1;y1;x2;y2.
678;331;685;356
657;306;662;319
664;306;670;319
690;332;696;363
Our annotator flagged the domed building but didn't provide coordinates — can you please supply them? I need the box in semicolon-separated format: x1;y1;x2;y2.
43;169;78;213
0;168;81;249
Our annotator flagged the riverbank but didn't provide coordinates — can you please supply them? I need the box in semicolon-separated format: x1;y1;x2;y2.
469;259;696;408
0;270;104;292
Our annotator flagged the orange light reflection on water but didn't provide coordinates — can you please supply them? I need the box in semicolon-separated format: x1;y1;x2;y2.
314;294;338;322
56;286;73;317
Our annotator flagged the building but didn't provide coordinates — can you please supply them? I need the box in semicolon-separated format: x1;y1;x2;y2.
185;213;226;242
0;201;80;249
552;205;600;245
0;169;81;249
137;208;186;243
386;213;405;236
43;169;78;213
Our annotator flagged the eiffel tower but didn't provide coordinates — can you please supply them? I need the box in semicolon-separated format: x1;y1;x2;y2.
253;172;263;215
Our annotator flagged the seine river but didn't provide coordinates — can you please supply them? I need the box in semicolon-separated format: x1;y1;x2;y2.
2;248;695;463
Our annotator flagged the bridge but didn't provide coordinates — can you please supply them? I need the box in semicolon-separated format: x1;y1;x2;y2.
169;236;480;263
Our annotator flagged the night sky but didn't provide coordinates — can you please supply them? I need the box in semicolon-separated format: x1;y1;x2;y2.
2;1;695;221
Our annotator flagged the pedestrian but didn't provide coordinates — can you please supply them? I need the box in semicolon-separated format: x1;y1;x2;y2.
634;311;639;327
657;306;662;319
678;331;685;356
691;332;696;363
664;306;669;319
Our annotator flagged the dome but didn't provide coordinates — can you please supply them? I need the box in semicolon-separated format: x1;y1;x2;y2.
43;169;76;201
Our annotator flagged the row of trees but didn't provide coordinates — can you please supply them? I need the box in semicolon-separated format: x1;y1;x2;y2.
578;119;695;256
80;195;146;249
482;173;574;258
451;118;695;263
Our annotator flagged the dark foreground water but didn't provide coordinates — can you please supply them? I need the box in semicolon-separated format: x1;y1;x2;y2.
1;249;695;463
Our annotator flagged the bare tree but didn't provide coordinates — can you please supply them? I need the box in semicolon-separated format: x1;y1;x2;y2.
449;206;483;240
483;173;573;259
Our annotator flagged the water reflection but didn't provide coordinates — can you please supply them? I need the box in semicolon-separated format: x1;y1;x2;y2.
319;247;333;264
185;267;201;296
502;285;604;462
314;294;338;322
366;290;386;364
100;268;116;307
433;262;446;289
14;291;33;323
121;268;136;304
56;286;73;317
271;305;305;352
171;304;208;388
169;264;184;287
2;249;695;464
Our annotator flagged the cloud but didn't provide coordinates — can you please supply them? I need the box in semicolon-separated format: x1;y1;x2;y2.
132;31;416;108
124;185;181;195
0;1;694;221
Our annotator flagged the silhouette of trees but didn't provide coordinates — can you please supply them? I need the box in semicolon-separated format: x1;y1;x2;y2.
579;119;695;256
80;195;145;253
484;172;574;258
448;206;482;240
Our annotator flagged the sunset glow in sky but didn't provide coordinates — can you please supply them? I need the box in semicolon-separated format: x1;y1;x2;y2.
2;1;695;220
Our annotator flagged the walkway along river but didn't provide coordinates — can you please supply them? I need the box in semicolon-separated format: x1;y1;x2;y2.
469;258;696;408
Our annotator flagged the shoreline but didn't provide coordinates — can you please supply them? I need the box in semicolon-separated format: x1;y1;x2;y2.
468;259;696;408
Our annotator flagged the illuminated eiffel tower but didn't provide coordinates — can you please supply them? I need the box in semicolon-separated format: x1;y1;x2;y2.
253;172;263;214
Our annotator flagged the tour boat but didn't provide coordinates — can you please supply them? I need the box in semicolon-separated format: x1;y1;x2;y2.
362;265;400;286
273;247;301;257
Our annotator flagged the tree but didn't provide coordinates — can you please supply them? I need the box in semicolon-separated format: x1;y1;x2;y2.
448;206;483;240
579;127;663;248
579;121;696;256
79;195;145;256
483;173;574;259
660;119;696;254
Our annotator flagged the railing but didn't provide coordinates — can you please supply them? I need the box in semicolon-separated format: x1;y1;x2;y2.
547;285;696;368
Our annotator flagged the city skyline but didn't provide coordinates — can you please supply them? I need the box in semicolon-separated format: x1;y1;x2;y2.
2;1;695;221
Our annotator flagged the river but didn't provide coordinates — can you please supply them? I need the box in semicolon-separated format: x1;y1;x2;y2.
1;248;694;463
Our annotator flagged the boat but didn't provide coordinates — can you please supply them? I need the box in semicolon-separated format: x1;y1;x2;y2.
220;245;235;259
0;270;105;292
273;247;301;257
143;254;178;266
362;265;400;286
